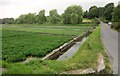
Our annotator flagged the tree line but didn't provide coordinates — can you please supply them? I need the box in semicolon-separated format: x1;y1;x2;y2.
1;2;120;27
1;5;83;24
84;2;120;31
83;3;118;22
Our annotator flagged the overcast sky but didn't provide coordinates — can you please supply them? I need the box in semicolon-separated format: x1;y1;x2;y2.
0;0;119;18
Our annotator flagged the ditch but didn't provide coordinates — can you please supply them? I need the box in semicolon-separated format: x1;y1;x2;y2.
42;28;95;60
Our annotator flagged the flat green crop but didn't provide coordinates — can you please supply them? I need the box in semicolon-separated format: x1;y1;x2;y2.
3;24;92;36
2;24;92;62
2;30;72;62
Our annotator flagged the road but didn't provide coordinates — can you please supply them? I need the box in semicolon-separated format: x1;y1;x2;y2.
100;21;118;74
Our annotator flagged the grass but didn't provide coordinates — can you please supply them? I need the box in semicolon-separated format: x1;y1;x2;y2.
2;26;111;74
3;24;92;36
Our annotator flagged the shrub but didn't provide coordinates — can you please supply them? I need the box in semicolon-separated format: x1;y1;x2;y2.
100;17;108;23
111;22;120;32
93;19;100;26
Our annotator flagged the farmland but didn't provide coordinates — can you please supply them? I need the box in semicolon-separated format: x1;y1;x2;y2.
3;24;92;36
2;24;92;62
2;26;111;74
1;1;116;74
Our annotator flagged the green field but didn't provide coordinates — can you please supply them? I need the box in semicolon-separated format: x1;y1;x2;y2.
3;24;92;36
2;24;92;62
2;26;111;74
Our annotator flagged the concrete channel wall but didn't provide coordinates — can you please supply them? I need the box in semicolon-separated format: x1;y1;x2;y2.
42;28;95;60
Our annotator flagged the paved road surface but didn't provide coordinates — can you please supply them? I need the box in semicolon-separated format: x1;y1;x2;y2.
100;21;118;74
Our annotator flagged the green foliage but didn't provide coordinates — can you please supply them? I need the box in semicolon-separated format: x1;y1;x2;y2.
111;22;120;32
62;5;83;24
93;19;100;26
16;14;26;24
83;10;89;18
26;13;36;24
111;5;120;32
70;13;79;24
36;10;46;24
98;7;104;17
85;2;115;22
104;3;114;21
112;5;120;22
49;9;61;24
88;6;99;19
16;13;36;24
2;18;15;24
99;17;108;23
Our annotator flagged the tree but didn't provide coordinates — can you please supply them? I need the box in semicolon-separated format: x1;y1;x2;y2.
70;13;79;24
88;6;99;19
104;3;114;21
83;10;89;18
26;13;36;24
2;18;15;24
16;13;36;24
111;5;120;31
49;9;61;24
112;5;120;22
62;5;83;24
36;10;46;24
98;7;104;17
62;13;71;24
16;14;26;24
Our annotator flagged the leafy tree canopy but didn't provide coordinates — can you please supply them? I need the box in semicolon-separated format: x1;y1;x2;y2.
62;5;83;24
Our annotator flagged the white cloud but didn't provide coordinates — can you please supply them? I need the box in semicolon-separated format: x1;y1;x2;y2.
0;0;119;18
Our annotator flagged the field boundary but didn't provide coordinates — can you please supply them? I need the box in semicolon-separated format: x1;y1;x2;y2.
37;32;76;36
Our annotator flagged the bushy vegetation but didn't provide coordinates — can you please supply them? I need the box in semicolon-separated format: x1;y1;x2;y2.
36;10;47;24
104;3;114;21
83;3;115;22
99;17;108;23
49;9;61;24
112;5;120;22
62;5;83;24
16;13;36;24
83;2;120;32
88;6;99;19
2;27;111;74
111;22;120;32
111;5;120;31
1;18;15;24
